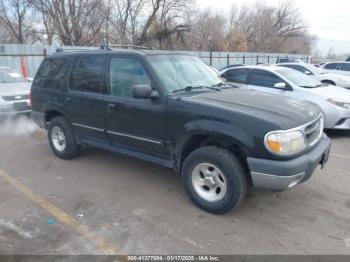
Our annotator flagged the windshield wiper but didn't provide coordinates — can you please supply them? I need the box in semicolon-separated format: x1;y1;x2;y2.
172;85;221;93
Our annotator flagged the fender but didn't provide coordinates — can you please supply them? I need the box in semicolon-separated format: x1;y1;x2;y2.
175;119;255;170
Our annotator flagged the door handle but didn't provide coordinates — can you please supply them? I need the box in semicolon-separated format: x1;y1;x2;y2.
107;103;117;113
63;97;72;103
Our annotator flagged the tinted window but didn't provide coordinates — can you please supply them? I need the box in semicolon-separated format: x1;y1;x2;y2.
248;69;285;88
33;58;69;89
223;69;249;84
339;63;350;71
109;57;151;98
71;57;104;93
324;63;339;70
280;65;301;72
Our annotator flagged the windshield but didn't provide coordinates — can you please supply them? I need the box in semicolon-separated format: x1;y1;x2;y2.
146;55;222;92
277;68;322;88
301;63;323;74
0;69;26;83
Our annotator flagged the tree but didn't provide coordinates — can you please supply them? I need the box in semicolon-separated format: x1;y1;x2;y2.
0;0;34;43
30;0;107;45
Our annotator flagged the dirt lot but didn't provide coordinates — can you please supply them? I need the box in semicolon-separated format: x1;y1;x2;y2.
0;117;349;255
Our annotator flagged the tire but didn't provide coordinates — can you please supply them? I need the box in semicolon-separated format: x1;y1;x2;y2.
48;116;80;159
182;146;247;214
321;80;335;86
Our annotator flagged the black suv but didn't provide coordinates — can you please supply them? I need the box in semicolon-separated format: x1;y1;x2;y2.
31;48;331;214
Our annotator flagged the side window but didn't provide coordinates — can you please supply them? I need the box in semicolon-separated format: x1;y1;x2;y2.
324;63;339;70
223;69;248;84
109;57;151;98
248;70;285;88
339;63;350;72
33;58;69;89
71;57;104;93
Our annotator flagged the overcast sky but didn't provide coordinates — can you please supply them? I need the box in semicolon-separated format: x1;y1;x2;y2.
197;0;350;54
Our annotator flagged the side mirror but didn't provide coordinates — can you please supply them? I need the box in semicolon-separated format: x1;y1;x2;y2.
132;84;159;99
274;82;287;89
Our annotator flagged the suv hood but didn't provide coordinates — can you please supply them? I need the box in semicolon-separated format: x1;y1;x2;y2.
0;82;31;96
187;89;320;129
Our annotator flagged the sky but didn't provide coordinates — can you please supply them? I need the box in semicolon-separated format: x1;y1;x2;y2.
197;0;350;55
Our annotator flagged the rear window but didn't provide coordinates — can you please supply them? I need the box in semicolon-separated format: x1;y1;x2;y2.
33;58;70;89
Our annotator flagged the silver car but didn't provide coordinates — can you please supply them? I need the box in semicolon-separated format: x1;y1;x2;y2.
220;65;350;130
319;62;350;77
277;63;350;89
0;67;31;117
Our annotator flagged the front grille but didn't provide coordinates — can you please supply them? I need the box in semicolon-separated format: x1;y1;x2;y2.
1;94;29;101
303;116;323;146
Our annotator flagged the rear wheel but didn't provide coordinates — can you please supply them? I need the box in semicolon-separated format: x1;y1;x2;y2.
48;116;80;159
182;146;247;214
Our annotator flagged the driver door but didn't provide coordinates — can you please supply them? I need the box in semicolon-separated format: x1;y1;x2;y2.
247;69;291;96
104;55;167;157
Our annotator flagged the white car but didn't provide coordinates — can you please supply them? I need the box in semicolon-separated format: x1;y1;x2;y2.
0;67;31;117
277;63;350;89
220;65;350;130
319;62;350;77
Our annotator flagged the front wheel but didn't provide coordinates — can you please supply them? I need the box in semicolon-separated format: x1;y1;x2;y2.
182;146;247;214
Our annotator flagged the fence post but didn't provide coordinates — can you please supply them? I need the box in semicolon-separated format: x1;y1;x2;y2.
243;55;245;64
227;54;229;66
209;51;213;66
256;55;259;65
43;48;47;57
277;55;280;63
267;56;270;63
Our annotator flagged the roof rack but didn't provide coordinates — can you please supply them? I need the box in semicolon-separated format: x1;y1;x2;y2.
55;44;152;54
109;44;153;50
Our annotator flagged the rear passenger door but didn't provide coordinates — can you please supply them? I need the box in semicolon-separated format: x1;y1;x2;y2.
104;55;167;157
62;56;108;144
221;68;249;88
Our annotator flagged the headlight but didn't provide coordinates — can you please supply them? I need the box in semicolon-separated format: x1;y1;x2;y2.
327;99;350;109
265;130;306;155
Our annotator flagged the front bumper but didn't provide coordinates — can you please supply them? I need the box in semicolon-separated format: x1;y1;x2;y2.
247;135;331;191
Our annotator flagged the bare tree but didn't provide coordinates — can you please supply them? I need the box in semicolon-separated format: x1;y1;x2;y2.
0;0;34;43
30;0;107;45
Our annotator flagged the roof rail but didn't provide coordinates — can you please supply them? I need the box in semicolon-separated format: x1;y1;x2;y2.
109;44;153;50
55;46;112;53
54;44;152;54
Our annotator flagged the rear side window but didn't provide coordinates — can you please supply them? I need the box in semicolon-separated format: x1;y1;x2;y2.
33;58;69;89
324;63;339;70
222;69;249;84
71;57;104;93
339;63;350;71
248;69;284;88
